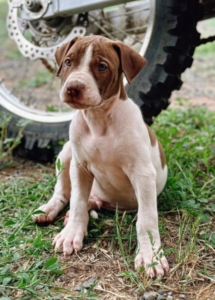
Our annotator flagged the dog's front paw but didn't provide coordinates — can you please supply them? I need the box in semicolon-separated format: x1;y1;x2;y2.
33;203;60;223
135;250;169;278
52;223;87;255
33;195;67;223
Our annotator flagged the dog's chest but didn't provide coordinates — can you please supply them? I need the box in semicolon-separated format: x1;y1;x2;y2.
74;132;117;165
70;112;123;166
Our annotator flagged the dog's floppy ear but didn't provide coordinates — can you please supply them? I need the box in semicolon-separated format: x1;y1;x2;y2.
113;41;147;83
55;37;79;77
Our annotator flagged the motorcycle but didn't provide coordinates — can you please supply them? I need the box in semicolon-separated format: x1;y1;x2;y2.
0;0;213;161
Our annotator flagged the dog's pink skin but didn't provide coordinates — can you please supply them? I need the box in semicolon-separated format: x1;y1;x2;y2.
34;36;169;278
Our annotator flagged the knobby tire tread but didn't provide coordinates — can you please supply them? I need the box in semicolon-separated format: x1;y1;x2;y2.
126;0;202;124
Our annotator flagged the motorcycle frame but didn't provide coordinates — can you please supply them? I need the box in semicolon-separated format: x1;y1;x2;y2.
19;0;215;22
21;0;138;20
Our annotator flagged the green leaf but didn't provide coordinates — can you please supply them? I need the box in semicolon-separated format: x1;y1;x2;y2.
43;257;57;269
47;263;62;271
209;202;215;212
3;138;15;144
34;260;44;269
48;266;64;274
17;278;26;289
32;210;45;215
16;118;33;127
56;158;62;171
28;195;36;200
8;234;15;242
0;265;9;275
3;277;12;285
147;261;158;268
200;233;215;246
200;213;210;223
4;220;16;227
13;252;20;261
17;273;30;288
33;233;45;247
197;198;208;203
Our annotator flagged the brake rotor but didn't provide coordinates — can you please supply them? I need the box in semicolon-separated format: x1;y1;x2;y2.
7;0;86;60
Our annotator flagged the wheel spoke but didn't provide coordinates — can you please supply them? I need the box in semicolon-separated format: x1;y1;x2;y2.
89;2;149;46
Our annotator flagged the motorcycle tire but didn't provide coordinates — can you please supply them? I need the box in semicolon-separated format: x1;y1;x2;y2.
0;0;202;162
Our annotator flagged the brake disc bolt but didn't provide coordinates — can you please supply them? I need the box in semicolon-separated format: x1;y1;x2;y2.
51;33;58;42
25;0;42;12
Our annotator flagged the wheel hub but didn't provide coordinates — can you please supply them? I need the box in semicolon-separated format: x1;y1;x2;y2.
24;0;42;13
7;0;86;60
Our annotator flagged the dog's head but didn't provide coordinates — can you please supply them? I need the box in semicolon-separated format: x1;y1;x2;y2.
55;36;146;109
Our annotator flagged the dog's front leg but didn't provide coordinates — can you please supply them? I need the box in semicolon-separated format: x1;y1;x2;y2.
129;165;169;278
34;141;72;223
53;157;93;256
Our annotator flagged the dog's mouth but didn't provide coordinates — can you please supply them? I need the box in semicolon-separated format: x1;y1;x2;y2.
62;91;102;109
63;96;97;110
65;98;89;109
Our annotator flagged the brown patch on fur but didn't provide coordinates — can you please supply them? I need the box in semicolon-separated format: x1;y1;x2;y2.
55;37;79;77
119;78;127;100
57;37;92;83
89;38;124;101
158;141;166;169
146;124;166;168
146;124;156;147
113;41;147;83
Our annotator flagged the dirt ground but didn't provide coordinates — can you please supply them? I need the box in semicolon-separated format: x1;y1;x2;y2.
170;59;215;111
170;22;215;111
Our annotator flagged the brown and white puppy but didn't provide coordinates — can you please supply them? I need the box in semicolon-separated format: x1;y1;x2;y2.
34;36;169;278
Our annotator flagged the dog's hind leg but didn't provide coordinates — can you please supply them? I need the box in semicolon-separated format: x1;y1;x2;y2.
34;141;72;223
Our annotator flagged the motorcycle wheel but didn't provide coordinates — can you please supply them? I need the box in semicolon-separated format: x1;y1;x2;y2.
0;0;202;161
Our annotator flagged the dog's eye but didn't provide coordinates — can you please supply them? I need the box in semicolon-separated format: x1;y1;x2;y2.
98;63;107;72
65;59;71;67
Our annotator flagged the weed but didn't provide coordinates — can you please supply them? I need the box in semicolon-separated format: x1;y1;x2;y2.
195;42;215;56
0;113;32;168
20;70;53;89
0;0;8;42
46;105;59;112
156;107;215;216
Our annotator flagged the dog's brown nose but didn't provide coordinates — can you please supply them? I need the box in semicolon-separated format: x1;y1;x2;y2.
66;81;85;97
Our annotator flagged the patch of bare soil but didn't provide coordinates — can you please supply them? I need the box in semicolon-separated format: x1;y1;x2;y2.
170;22;215;111
52;212;215;300
170;57;215;111
0;39;62;112
0;157;54;182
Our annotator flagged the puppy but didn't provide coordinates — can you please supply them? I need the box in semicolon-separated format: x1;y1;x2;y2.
34;35;169;278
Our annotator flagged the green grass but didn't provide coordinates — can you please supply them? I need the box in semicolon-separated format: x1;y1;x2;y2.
195;42;215;56
156;107;215;219
0;0;7;41
20;70;54;89
0;106;215;299
194;18;215;56
0;113;32;169
0;0;22;57
0;175;63;299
